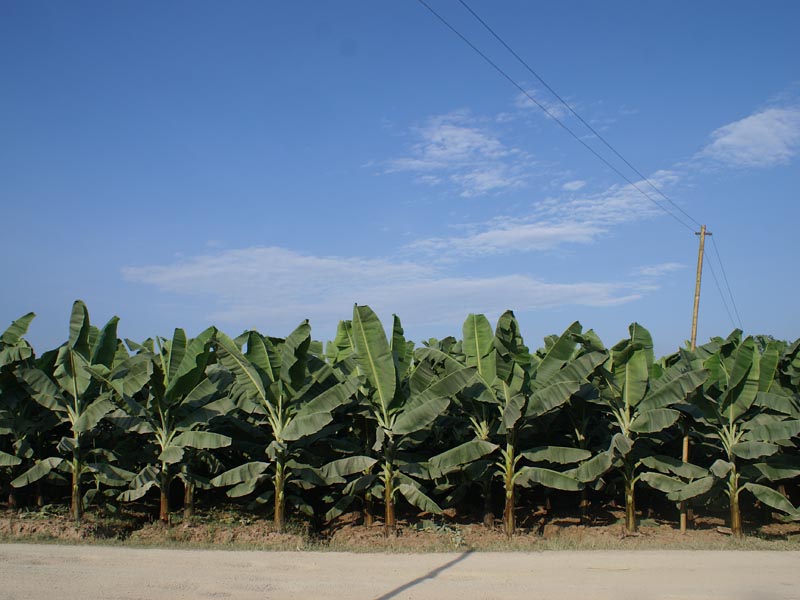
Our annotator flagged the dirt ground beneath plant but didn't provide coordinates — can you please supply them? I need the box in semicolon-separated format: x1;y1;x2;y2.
1;544;798;600
2;506;799;551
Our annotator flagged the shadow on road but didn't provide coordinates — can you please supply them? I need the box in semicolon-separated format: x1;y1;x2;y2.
373;550;473;600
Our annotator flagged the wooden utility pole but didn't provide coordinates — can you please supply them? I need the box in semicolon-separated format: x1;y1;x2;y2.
681;224;710;533
690;225;709;351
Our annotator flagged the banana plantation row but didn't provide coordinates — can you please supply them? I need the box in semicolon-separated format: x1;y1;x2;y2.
1;301;799;539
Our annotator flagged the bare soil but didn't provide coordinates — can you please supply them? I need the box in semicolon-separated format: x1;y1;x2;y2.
2;505;798;552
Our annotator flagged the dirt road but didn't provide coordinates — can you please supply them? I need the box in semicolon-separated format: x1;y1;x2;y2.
0;544;797;600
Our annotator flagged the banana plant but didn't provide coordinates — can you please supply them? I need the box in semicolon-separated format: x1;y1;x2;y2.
13;301;127;521
772;338;800;498
1;390;61;510
317;318;385;526
575;323;707;533
212;322;357;531
774;338;800;397
666;334;800;536
428;313;607;537
512;320;611;533
545;329;609;523
0;312;59;508
0;313;35;480
324;318;406;530
426;313;510;528
93;327;233;523
340;305;475;536
0;312;35;368
177;448;228;519
413;331;498;524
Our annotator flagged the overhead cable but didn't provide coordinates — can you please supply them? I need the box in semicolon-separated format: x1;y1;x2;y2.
415;0;697;233
704;251;737;330
457;0;703;229
710;236;743;329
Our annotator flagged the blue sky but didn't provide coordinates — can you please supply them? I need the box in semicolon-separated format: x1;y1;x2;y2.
2;1;799;356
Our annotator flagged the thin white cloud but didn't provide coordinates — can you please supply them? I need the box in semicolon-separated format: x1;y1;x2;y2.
384;97;796;265
700;106;800;168
123;246;646;332
385;112;531;197
408;219;599;256
561;180;586;191
513;88;571;120
634;262;686;277
450;167;525;197
408;170;682;257
123;247;432;315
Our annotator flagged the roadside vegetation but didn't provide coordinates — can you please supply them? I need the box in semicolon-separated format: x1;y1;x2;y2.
2;301;798;550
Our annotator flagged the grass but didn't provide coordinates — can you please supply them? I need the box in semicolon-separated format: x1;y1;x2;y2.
3;531;798;553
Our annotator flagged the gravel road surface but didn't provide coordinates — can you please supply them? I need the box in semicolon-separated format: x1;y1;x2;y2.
1;544;797;600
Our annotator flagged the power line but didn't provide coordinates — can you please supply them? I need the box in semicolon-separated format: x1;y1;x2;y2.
710;236;743;329
704;250;737;330
457;0;703;230
414;0;697;233
459;0;746;331
416;0;745;330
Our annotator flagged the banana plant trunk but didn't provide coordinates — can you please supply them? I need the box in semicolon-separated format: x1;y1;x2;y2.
8;489;17;510
729;467;743;538
35;482;44;508
183;480;195;520
363;497;374;527
159;463;171;524
679;423;690;532
503;444;516;539
70;454;82;522
383;461;396;537
580;488;590;524
624;463;637;533
274;460;286;532
362;417;375;527
503;480;515;538
577;437;590;524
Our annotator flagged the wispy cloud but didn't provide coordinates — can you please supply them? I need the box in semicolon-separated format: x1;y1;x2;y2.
700;106;800;168
562;180;586;191
385;96;795;264
512;88;572;120
123;246;647;333
633;262;686;277
407;219;598;256
123;247;432;321
538;170;680;226
407;170;681;257
385;112;531;197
